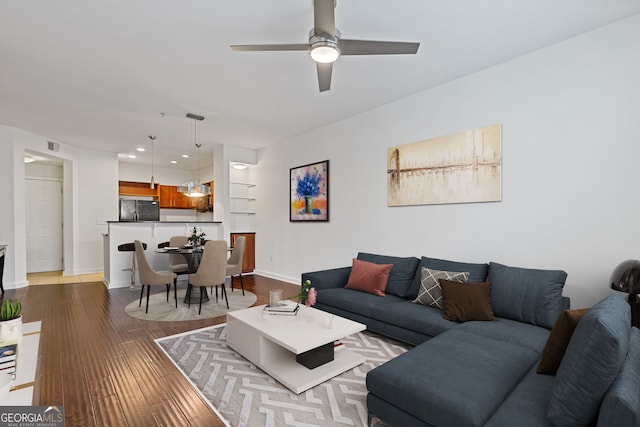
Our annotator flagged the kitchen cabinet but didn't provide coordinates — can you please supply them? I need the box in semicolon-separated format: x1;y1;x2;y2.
118;181;159;198
231;232;255;273
159;185;198;209
159;183;212;209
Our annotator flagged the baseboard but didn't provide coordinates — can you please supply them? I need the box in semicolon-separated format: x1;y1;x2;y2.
253;269;298;284
63;268;103;276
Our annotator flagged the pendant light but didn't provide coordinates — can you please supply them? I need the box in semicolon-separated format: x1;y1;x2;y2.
148;135;156;189
178;113;210;198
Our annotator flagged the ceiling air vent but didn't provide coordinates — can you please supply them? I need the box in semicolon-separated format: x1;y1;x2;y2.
47;141;60;152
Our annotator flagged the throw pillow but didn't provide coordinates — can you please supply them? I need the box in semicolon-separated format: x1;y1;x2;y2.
440;279;495;322
408;256;489;299
413;267;470;309
345;258;393;297
357;253;420;298
537;308;589;375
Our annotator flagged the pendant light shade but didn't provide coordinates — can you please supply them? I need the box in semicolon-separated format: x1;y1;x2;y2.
179;114;210;198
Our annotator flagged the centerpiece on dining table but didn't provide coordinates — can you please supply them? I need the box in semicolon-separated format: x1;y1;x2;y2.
187;227;206;247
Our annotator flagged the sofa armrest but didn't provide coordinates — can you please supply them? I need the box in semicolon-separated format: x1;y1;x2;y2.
302;267;352;290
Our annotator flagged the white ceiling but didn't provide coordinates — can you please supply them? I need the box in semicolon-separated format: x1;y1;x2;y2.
2;1;639;169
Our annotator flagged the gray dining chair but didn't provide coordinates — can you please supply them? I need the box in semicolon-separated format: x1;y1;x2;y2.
134;240;177;313
188;240;228;314
225;236;246;296
168;235;189;278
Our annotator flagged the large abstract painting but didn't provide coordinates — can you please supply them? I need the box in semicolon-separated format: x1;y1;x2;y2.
388;124;502;206
290;160;329;222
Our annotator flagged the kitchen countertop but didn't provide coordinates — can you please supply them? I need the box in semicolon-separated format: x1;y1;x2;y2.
107;220;222;224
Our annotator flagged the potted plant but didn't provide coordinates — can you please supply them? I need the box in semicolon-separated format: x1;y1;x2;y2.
187;227;206;247
0;298;23;351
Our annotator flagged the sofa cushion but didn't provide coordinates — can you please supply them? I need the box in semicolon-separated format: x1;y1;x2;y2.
357;253;420;298
371;300;458;337
598;327;640;427
484;365;556;427
367;328;540;427
345;258;392;296
413;267;469;309
487;262;567;329
441;280;495;322
547;295;631;426
408;256;489;298
317;287;404;319
537;307;589;375
457;317;550;353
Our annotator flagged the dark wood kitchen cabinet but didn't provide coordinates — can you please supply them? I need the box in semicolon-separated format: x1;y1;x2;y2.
231;232;255;273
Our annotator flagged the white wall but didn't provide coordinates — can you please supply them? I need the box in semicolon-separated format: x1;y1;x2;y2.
118;162;195;185
0;126;118;287
255;14;640;308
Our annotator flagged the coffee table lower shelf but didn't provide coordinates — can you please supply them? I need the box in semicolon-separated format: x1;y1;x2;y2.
249;343;365;394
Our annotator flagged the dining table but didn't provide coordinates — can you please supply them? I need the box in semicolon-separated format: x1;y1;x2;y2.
155;246;208;304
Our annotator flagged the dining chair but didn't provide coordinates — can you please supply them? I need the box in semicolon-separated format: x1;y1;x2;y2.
168;235;190;276
134;240;177;313
188;240;228;314
225;236;246;296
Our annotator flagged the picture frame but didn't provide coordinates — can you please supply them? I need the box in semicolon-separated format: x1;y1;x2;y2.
387;124;502;206
290;160;329;222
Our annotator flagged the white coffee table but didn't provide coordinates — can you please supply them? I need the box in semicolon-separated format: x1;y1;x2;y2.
226;304;366;394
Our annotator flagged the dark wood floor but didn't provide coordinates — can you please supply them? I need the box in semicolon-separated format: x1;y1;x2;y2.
10;275;300;427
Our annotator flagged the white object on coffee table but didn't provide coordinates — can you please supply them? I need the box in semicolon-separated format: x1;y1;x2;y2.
227;304;366;394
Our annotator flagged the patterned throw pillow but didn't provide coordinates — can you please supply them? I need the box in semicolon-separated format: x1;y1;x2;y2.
413;267;469;309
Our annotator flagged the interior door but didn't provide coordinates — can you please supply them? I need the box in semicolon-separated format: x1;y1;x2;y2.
26;179;63;272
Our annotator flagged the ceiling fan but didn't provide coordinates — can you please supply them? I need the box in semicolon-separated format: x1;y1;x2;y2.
230;0;420;92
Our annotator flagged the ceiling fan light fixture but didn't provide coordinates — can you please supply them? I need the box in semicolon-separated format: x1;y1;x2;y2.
310;39;340;63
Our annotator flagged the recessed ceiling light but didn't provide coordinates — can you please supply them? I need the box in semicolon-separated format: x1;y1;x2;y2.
170;160;177;164
136;147;145;152
232;163;248;170
181;154;189;158
128;154;136;159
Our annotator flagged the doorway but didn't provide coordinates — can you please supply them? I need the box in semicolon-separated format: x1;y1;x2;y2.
25;163;64;273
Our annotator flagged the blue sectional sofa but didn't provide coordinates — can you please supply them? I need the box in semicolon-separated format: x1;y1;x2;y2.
302;253;639;427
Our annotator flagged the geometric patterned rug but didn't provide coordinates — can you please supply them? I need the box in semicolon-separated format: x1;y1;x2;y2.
155;324;410;426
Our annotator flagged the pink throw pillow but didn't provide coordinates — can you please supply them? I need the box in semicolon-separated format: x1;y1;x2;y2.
345;258;393;297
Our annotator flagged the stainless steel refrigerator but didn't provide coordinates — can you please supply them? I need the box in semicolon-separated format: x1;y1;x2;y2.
119;199;160;222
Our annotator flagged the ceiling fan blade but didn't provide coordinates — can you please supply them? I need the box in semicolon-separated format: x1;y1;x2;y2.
230;43;309;52
314;0;336;36
339;39;420;55
316;62;333;92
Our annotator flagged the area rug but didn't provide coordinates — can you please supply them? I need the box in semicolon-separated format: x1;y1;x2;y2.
125;288;257;321
155;324;410;426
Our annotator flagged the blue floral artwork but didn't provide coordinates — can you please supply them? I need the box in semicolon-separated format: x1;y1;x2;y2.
290;160;329;221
